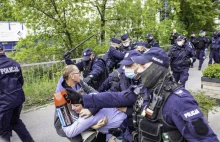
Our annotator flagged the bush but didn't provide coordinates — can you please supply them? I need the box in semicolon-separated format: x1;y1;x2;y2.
202;64;220;78
191;90;217;114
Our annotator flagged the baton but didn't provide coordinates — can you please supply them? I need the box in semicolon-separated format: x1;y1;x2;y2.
64;34;95;58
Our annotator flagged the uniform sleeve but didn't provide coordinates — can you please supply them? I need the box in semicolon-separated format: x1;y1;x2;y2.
76;61;84;71
65;58;75;65
83;89;137;108
171;96;219;142
79;80;98;94
62;116;97;138
98;76;112;92
168;46;173;57
112;48;125;60
153;42;159;48
19;67;24;86
89;59;105;79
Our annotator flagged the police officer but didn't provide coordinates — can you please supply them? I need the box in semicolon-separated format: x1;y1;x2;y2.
120;34;135;53
99;50;142;142
169;36;196;87
67;47;219;142
104;38;125;73
189;32;197;68
208;32;220;64
194;30;208;70
65;48;107;90
99;50;142;92
0;46;34;142
146;33;159;48
169;29;179;45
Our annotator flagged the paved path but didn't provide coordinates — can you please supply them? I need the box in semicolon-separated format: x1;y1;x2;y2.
11;60;220;141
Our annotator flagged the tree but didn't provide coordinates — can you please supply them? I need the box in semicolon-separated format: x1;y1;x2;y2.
168;0;219;35
0;0;15;21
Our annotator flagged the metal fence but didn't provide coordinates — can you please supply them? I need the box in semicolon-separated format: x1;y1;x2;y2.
20;45;170;92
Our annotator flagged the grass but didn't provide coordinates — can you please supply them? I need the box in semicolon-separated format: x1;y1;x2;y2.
22;77;60;110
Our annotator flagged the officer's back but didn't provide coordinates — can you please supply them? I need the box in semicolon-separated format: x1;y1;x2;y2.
0;48;25;107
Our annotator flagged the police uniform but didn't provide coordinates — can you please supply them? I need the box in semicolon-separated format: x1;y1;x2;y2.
78;48;107;90
104;38;125;73
0;48;33;141
170;32;179;45
189;33;197;67
168;36;196;87
194;31;208;70
146;33;159;48
76;47;219;142
208;32;220;64
119;34;135;53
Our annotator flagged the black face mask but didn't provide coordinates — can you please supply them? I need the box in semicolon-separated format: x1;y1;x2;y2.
140;63;167;89
147;39;152;42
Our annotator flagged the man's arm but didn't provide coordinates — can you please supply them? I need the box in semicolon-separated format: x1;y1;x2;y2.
88;59;105;79
83;89;137;108
62;116;97;138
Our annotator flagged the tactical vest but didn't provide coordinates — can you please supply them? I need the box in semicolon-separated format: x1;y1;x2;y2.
83;56;107;90
132;80;186;142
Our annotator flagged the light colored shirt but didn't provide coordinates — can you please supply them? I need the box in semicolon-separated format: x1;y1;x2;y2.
62;108;127;139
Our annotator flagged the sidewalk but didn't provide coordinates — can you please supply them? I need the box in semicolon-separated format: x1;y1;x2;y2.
11;60;220;141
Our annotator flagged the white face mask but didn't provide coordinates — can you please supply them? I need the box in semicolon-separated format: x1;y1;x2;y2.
123;41;130;47
124;68;136;79
177;41;184;46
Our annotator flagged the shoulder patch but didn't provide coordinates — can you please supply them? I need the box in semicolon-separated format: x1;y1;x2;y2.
173;89;188;97
181;108;203;122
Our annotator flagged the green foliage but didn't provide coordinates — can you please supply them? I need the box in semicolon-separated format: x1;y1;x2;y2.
202;64;220;78
191;91;217;114
168;0;219;34
21;62;64;109
0;0;15;21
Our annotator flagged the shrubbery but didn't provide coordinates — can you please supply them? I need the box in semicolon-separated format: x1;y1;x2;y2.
202;64;220;78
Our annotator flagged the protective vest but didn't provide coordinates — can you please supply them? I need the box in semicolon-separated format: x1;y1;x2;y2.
195;36;207;49
132;78;186;142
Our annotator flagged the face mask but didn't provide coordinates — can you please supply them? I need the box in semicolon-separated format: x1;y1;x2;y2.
199;34;204;37
140;63;167;89
124;68;136;79
177;41;184;46
123;42;130;47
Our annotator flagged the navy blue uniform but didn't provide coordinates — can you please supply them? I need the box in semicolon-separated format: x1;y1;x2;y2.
168;44;196;87
194;36;208;69
104;46;125;73
146;39;159;48
82;87;219;141
77;56;106;90
170;33;179;45
209;37;220;64
0;53;33;141
119;44;136;53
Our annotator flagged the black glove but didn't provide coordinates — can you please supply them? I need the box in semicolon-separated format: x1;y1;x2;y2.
183;58;192;66
63;51;71;59
65;88;83;104
83;76;92;84
108;128;123;137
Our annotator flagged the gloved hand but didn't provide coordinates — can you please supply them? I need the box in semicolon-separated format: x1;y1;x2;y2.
108;128;123;137
83;75;93;84
65;88;83;104
183;58;192;66
63;51;71;59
